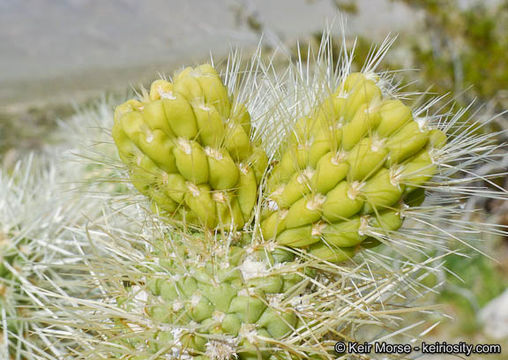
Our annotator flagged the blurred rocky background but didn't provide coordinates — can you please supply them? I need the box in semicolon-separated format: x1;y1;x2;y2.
1;0;506;357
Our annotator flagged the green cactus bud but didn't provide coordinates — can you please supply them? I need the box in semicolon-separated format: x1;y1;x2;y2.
369;210;403;232
342;104;381;150
322;217;367;247
377;99;412;137
237;164;258;220
149;188;178;213
111;121;138;162
311;151;349;193
342;72;369;92
276;224;323;247
129;155;160;193
215;192;245;228
114;99;143;120
149;79;173;101
347;137;388;181
386;121;429;164
277;169;313;208
261;210;288;240
173;67;205;100
248;146;269;183
284;194;326;229
162;95;199;139
343;78;382;121
184;183;217;228
428;129;447;149
195;63;231;117
192;103;226;148
174;138;209;184
362;168;404;213
139;130;177;174
118;111;145;142
308;138;334;168
206;147;239;190
225;123;252;161
322;181;364;222
399;151;436;190
142;99;174;136
164;173;187;203
231;102;252;136
308;243;356;262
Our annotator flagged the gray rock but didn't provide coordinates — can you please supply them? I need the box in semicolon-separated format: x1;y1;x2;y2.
479;289;508;340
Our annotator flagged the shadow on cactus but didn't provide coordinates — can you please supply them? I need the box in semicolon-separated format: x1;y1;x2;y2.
33;29;507;360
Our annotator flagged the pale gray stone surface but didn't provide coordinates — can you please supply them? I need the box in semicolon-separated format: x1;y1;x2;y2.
479;289;508;340
0;0;415;107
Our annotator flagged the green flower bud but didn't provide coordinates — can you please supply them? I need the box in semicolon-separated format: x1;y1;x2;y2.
377;99;412;137
276;224;322;247
342;103;381;150
347;137;388;181
362;168;404;213
322;181;364;222
284;194;326;229
206;147;239;190
311;151;349;194
386;121;429;164
113;67;269;229
162;94;198;139
308;243;356;263
174;138;209;184
322;217;367;247
192;103;225;148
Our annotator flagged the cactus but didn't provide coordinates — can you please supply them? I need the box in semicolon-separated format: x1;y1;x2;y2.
112;65;267;230
26;30;507;360
262;71;447;262
48;204;440;360
112;64;448;264
114;235;313;359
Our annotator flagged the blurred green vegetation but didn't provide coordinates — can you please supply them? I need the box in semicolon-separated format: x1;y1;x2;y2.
390;0;508;110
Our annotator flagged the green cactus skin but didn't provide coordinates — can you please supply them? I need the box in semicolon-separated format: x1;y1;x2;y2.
112;65;268;230
110;234;339;360
262;72;447;262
